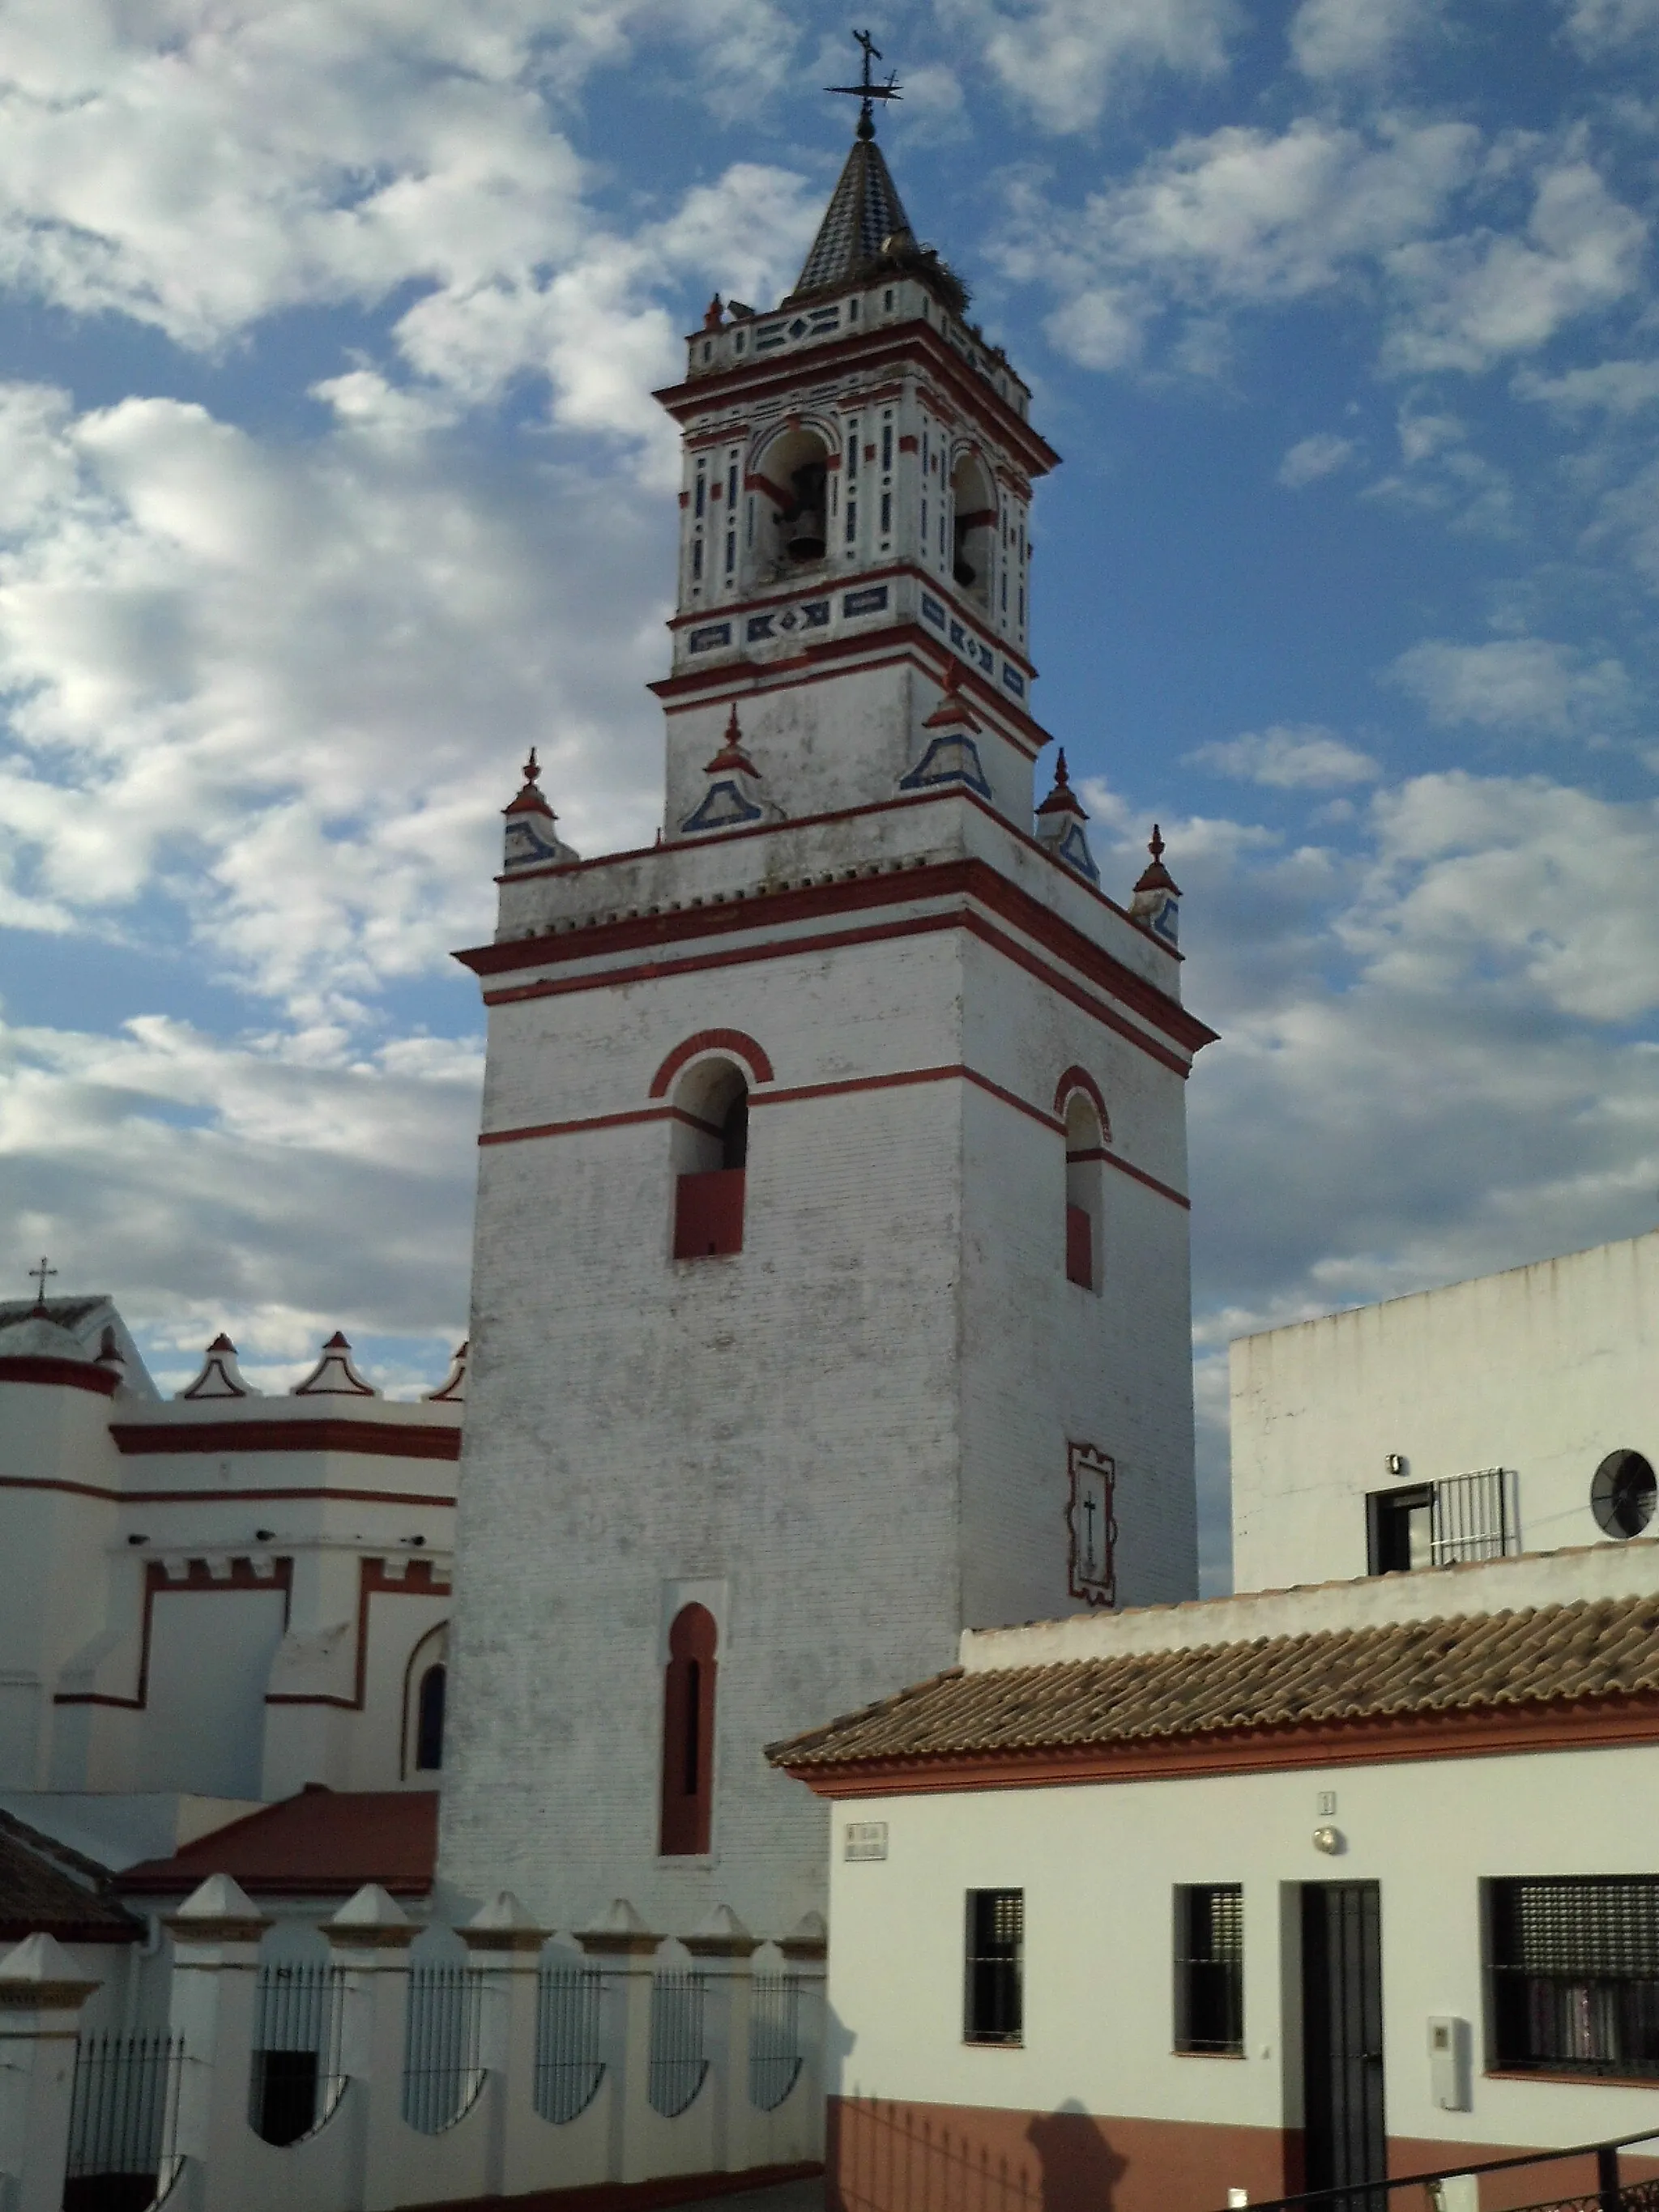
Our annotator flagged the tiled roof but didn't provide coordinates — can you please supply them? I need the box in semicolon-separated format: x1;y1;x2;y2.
790;135;913;300
0;1809;141;1944
768;1592;1659;1773
116;1787;438;1899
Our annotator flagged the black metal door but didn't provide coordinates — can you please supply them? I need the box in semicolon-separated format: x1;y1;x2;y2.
1303;1882;1387;2211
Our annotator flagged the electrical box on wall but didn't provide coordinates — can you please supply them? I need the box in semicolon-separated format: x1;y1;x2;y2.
1428;2014;1471;2110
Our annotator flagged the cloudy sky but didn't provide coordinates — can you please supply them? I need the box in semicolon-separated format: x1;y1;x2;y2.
2;0;1657;1586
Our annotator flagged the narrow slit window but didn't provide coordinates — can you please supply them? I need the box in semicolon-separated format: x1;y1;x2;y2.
659;1604;718;1856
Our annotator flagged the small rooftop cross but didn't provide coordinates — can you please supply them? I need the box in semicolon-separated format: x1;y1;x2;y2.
825;28;901;139
28;1255;56;1309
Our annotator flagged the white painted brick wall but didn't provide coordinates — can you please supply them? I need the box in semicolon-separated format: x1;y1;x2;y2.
441;812;1201;1941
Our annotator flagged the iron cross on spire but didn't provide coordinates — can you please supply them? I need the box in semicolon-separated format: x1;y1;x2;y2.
825;27;902;140
28;1255;56;1309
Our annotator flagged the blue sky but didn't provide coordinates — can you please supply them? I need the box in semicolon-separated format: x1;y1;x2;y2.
2;0;1657;1586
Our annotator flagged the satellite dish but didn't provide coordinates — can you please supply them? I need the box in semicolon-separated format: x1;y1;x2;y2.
1591;1449;1657;1537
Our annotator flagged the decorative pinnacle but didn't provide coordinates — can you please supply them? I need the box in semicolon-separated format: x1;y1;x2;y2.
825;28;902;140
522;747;540;787
1149;822;1165;863
1055;748;1072;788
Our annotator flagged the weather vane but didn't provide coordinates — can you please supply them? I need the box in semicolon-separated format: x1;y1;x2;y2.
825;28;901;140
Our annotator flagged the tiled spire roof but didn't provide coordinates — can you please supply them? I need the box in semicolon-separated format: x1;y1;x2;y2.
789;134;914;300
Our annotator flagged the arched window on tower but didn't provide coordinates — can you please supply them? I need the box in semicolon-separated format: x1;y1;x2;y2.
659;1603;718;1856
752;426;831;580
1064;1092;1107;1294
402;1622;449;1777
672;1057;748;1259
950;453;997;612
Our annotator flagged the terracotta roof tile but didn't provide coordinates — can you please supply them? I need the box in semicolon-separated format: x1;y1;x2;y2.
768;1593;1659;1773
0;1810;141;1944
115;1787;437;1899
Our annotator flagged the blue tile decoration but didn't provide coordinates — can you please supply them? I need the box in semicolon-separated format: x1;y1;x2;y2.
1001;664;1026;698
842;586;889;616
688;622;731;653
680;778;764;834
746;613;775;641
899;733;992;799
1052;819;1101;885
921;595;945;629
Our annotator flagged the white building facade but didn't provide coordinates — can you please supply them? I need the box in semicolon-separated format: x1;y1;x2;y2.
1230;1227;1659;1592
0;1295;461;1827
440;116;1213;1945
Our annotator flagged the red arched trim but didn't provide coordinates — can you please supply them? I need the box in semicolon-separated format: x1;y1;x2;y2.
650;1029;774;1099
1054;1064;1111;1140
659;1603;719;1856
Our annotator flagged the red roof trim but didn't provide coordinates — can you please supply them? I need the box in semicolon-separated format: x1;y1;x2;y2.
778;1694;1659;1798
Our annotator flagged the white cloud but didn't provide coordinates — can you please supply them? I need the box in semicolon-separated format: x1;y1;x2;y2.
0;0;809;420
1384;162;1648;373
0;1006;480;1372
1005;117;1478;373
1189;725;1380;786
1289;0;1432;78
1389;637;1635;736
1277;431;1356;486
1567;0;1659;48
1514;356;1659;415
1343;772;1659;1022
955;0;1239;134
0;381;673;1017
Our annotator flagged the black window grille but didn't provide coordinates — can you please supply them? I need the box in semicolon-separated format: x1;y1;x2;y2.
534;1962;605;2124
249;1959;347;2144
1175;1884;1245;2055
748;1972;805;2111
1489;1877;1659;2079
964;1889;1023;2047
1368;1470;1512;1575
647;1970;709;2117
66;2031;183;2197
402;1960;484;2133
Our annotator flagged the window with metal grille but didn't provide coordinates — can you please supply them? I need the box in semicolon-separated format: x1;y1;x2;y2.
964;1890;1023;2047
1368;1468;1512;1575
1175;1885;1244;2055
1488;1877;1659;2078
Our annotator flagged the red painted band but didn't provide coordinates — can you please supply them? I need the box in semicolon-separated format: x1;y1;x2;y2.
0;1355;120;1396
465;855;1209;1055
110;1421;461;1461
0;1474;456;1507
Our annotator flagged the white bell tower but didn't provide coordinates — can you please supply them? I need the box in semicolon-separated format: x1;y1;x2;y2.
440;75;1216;1941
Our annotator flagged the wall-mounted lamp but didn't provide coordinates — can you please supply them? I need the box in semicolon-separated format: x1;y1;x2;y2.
1386;1452;1409;1478
254;1529;275;1543
126;1532;148;1546
1312;1825;1345;1856
399;1534;427;1548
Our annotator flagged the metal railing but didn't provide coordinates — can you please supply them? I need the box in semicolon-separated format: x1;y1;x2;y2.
248;1959;347;2145
647;1971;708;2119
64;2031;182;2208
402;1961;484;2135
748;1972;805;2111
1206;2124;1659;2212
533;1963;604;2124
1431;1467;1513;1564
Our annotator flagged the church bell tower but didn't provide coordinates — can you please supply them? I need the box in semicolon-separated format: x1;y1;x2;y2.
441;61;1216;1941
